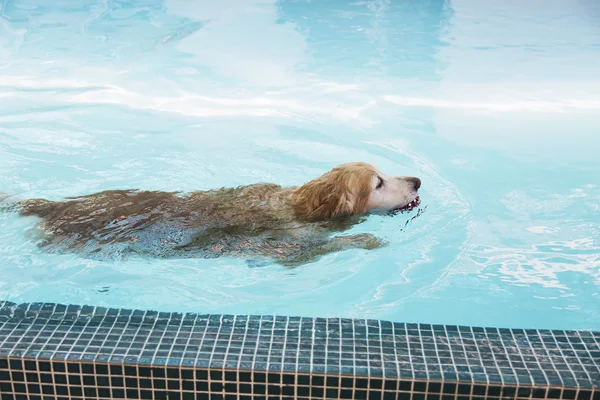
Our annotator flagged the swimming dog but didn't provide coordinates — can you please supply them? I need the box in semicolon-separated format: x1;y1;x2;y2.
2;162;421;266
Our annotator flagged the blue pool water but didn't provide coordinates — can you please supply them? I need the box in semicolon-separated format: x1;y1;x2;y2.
0;0;598;331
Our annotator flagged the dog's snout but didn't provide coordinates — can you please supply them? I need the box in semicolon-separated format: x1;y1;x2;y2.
406;177;421;190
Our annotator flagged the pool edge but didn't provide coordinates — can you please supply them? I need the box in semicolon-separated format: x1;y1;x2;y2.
0;301;598;399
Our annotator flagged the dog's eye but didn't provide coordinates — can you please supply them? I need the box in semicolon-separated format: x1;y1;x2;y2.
376;176;384;189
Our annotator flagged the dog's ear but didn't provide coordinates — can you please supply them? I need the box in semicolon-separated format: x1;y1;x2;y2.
292;164;374;219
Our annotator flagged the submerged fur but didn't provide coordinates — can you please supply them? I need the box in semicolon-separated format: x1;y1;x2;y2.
5;162;421;266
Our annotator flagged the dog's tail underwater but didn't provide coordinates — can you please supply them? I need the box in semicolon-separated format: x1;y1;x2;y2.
0;193;11;209
0;193;19;214
0;193;53;216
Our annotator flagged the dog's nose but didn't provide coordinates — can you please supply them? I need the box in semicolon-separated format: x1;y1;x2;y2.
406;177;421;190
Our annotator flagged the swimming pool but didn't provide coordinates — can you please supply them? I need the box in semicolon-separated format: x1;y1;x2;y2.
1;0;599;398
1;0;599;331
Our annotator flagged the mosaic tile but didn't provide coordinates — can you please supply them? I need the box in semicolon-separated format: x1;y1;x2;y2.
0;301;598;399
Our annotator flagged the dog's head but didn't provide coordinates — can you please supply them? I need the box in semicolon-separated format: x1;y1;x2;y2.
291;162;421;219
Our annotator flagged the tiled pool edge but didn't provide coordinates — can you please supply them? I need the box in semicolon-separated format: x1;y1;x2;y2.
0;301;598;399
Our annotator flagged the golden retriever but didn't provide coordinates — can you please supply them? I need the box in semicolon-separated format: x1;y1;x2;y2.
3;162;421;266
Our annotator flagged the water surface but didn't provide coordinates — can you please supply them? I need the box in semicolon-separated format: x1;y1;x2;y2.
0;0;599;330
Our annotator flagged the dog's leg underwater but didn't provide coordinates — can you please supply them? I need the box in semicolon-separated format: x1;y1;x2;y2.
276;233;388;267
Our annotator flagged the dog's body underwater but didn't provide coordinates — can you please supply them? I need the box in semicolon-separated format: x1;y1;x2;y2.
1;162;421;266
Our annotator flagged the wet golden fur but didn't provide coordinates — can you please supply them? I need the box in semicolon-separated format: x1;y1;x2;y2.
291;163;375;219
2;162;421;266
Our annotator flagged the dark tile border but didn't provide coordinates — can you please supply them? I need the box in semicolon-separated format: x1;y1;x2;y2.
0;301;598;399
